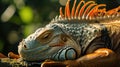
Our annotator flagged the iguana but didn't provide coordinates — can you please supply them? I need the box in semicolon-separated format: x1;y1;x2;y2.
1;0;120;67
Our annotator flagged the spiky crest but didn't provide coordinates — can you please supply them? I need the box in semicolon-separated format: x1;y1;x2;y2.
51;0;120;23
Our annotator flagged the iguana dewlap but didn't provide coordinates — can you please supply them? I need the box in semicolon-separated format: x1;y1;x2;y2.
18;0;120;67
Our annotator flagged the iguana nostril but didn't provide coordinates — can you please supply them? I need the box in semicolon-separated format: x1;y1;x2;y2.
21;39;27;48
23;45;27;48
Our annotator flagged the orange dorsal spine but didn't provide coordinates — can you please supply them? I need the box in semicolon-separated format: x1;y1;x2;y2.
83;3;96;17
58;0;120;21
75;0;85;17
87;4;106;18
66;0;71;19
78;1;95;17
71;0;77;17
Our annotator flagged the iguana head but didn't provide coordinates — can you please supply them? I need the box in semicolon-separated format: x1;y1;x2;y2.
18;0;120;61
18;23;80;61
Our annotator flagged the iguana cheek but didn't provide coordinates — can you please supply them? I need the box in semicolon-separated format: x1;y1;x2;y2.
49;43;65;47
49;39;65;47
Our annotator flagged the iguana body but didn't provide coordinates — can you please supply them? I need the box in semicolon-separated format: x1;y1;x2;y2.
8;0;120;67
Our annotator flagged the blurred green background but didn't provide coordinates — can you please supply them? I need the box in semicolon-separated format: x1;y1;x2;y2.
0;0;120;56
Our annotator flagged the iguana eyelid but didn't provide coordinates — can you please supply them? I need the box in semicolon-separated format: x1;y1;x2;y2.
40;30;53;38
42;32;50;39
35;30;53;43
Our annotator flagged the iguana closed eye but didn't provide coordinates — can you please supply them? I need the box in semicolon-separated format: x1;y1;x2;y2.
17;0;120;67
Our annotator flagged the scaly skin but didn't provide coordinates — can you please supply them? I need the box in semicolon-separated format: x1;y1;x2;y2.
3;0;120;67
41;21;120;67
